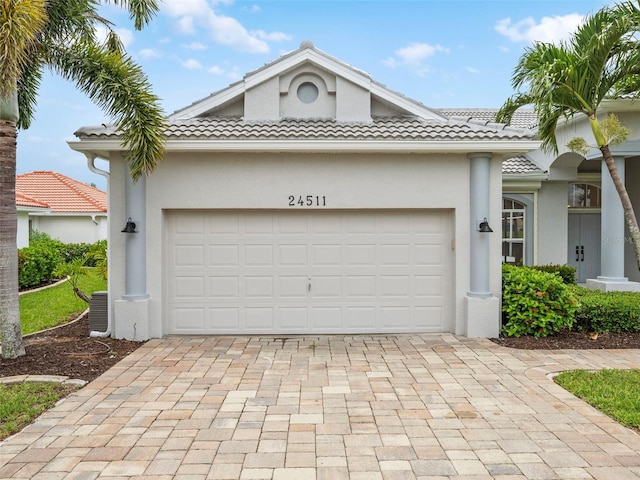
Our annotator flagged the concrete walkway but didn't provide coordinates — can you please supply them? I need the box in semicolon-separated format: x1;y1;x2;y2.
1;334;640;479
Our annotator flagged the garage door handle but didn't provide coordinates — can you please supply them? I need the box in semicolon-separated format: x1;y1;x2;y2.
308;277;311;292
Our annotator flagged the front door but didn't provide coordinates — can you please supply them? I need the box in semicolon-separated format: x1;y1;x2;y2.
568;213;601;283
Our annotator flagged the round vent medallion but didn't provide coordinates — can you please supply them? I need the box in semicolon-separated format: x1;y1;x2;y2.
297;82;319;104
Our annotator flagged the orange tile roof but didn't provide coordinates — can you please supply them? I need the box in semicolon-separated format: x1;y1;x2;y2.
16;171;107;213
16;192;49;209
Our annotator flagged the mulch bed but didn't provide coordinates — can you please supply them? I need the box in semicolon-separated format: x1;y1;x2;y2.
0;314;143;382
491;330;640;350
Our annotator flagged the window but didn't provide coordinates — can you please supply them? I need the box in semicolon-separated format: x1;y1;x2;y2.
568;183;601;208
502;198;525;264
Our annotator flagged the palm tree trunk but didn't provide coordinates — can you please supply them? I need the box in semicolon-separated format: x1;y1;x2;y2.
600;145;640;271
0;118;25;359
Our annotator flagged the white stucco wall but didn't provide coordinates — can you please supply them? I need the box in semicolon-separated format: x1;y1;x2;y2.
16;210;30;248
106;150;504;339
536;182;569;265
29;215;107;244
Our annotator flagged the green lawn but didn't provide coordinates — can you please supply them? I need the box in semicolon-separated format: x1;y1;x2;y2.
19;268;107;335
555;369;640;431
0;382;78;440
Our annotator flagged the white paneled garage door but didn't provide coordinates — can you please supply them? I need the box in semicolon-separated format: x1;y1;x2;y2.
166;210;452;334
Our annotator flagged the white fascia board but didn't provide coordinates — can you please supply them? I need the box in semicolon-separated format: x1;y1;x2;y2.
244;49;371;91
69;138;541;154
28;211;106;217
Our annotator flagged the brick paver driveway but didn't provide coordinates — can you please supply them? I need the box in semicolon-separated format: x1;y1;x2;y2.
2;334;640;479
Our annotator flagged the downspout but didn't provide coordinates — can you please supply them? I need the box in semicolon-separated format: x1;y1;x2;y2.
85;154;112;338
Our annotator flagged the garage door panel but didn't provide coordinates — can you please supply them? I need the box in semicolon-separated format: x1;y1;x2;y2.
210;308;239;331
245;308;274;329
210;245;238;265
345;307;376;330
175;245;205;265
280;308;308;330
167;210;452;334
209;276;239;297
312;245;341;265
174;276;205;298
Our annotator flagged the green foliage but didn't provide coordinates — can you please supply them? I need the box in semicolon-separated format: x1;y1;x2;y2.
17;241;62;289
555;369;640;431
18;233;107;290
571;286;640;333
19;268;107;335
0;383;78;441
529;264;577;285
501;264;578;337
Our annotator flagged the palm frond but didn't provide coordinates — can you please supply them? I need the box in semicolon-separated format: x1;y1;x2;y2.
49;41;165;180
0;0;47;96
107;0;159;30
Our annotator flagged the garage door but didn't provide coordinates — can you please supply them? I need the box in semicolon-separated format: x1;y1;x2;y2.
166;210;452;334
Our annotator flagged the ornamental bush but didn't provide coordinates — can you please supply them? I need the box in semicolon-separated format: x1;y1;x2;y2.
530;264;577;285
571;286;640;333
502;264;578;337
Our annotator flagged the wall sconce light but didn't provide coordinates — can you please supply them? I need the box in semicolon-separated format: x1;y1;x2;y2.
478;217;493;233
121;217;137;233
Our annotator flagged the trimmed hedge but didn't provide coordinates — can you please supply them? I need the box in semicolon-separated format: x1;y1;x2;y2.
502;264;578;337
571;286;640;333
530;264;576;285
18;232;104;290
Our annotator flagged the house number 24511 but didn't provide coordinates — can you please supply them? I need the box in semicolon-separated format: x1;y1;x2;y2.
288;195;327;207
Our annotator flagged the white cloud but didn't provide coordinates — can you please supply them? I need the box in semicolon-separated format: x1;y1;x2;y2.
466;67;480;74
252;30;292;42
182;59;203;69
208;65;224;75
161;0;289;53
244;5;261;13
383;42;449;75
495;13;584;44
139;48;163;59
182;41;207;50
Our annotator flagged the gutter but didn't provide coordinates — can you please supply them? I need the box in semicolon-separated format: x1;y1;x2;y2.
85;154;112;338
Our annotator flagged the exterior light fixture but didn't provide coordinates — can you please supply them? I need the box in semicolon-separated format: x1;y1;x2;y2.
121;217;137;233
478;218;493;233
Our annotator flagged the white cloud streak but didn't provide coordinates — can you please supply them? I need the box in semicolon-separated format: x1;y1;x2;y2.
495;13;584;44
161;0;289;53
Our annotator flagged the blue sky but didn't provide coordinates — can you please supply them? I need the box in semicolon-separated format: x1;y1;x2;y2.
17;0;612;190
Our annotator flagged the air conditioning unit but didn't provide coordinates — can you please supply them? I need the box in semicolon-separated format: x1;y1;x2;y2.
89;291;108;332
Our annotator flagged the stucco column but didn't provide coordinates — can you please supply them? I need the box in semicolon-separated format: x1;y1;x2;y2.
468;153;492;298
122;172;148;300
586;156;640;292
465;152;500;338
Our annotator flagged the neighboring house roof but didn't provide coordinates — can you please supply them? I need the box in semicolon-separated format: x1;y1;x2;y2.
438;109;544;176
16;171;107;213
16;192;49;209
438;108;539;130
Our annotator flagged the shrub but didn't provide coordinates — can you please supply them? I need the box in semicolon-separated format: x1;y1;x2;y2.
18;243;62;289
502;264;578;337
571;286;640;333
18;233;107;290
530;264;576;285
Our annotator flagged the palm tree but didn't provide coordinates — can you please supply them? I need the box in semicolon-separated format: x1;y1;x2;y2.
0;0;166;359
496;1;640;270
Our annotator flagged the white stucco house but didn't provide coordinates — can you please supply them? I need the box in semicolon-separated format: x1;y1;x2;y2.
16;171;108;246
68;41;640;341
16;192;49;249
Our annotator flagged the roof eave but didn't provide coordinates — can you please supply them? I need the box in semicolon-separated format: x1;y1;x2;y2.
69;139;541;156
